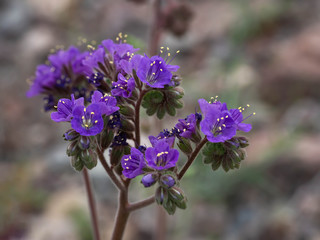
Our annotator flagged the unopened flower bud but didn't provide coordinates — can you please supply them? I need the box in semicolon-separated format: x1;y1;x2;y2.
177;138;193;155
64;129;79;141
67;141;80;157
141;173;158;187
160;175;175;188
79;136;91;149
155;186;169;205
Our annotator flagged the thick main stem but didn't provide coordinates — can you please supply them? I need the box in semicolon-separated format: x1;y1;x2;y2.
82;168;100;240
178;137;208;180
111;189;130;240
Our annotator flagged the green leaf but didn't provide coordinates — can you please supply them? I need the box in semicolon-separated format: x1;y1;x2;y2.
157;105;166;119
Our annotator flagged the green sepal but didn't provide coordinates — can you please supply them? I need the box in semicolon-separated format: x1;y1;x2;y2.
100;129;114;150
67;141;80;157
119;105;135;118
80;149;98;170
120;119;135;132
155;186;169;205
110;147;125;166
71;155;84;171
156;105;166;119
177;138;193;155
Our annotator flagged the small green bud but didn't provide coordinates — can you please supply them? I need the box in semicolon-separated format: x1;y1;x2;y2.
119;105;135;117
177;138;193;155
71;155;84;171
67;141;80;157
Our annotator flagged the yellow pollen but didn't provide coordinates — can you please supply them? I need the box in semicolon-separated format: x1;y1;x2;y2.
218;127;222;131
124;34;128;38
160;69;163;71
116;37;119;41
90;112;94;115
109;61;113;64
62;101;65;104
95;120;98;123
253;112;256;115
152;73;156;75
126;167;129;169
247;104;250;107
160;46;164;49
167;47;169;50
222;124;226;127
85;124;89;128
225;115;228;118
221;117;224;120
168;53;171;57
82;116;85;120
84;108;86;112
176;50;180;53
217;118;220;122
159;61;162;64
54;106;57;109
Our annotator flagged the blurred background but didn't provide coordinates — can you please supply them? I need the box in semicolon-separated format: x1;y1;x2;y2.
1;0;320;239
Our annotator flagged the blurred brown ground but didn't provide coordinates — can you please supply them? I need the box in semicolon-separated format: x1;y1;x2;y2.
0;0;320;239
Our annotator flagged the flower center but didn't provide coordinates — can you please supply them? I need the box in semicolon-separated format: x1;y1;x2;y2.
81;110;98;129
156;151;169;166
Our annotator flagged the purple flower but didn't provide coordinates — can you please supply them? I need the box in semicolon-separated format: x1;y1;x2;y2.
51;94;84;122
175;113;197;138
107;111;121;129
71;103;104;136
101;39;139;69
88;72;104;87
198;99;236;143
136;55;179;88
90;90;119;115
82;47;106;73
145;140;179;170
121;147;146;178
27;46;88;98
160;175;175;188
149;129;175;148
72;51;91;75
198;99;253;143
229;108;252;132
111;73;135;98
111;132;128;147
141;173;158;187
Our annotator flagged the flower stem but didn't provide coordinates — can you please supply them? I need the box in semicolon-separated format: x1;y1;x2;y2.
128;195;155;212
111;188;130;240
82;168;100;240
96;149;126;191
178;137;208;180
134;89;149;148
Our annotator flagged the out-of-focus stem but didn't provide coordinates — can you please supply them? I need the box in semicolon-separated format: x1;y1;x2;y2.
178;137;208;180
149;0;163;56
83;168;101;240
128;195;155;212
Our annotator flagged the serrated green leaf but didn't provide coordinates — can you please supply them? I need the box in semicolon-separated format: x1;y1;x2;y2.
165;104;176;116
203;156;214;164
146;105;158;116
157;105;166;119
171;99;183;109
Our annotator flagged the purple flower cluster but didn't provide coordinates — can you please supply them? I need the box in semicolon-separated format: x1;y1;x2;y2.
51;90;119;136
121;139;179;179
27;46;89;98
198;98;252;143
